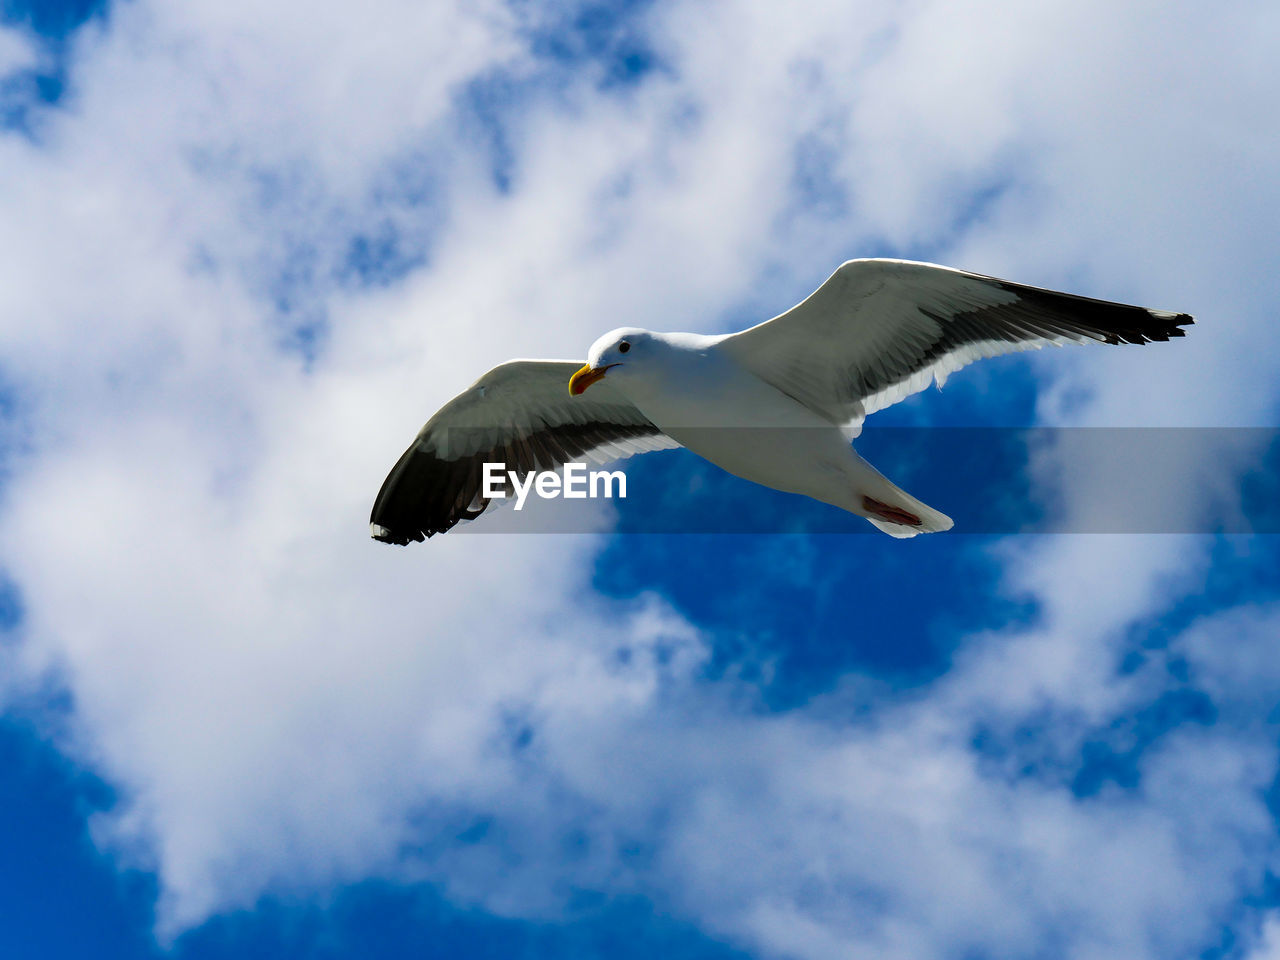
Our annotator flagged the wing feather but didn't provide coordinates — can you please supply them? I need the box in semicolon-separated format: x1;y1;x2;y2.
370;360;678;543
720;259;1193;432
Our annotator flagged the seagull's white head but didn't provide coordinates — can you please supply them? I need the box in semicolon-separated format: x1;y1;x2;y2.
569;327;652;395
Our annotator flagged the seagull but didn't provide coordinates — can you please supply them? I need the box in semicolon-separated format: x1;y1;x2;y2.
370;259;1192;543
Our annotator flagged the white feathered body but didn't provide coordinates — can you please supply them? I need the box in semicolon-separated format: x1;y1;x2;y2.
605;333;954;536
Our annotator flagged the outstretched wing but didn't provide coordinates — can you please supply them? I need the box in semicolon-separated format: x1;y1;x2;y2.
720;259;1194;431
371;360;678;543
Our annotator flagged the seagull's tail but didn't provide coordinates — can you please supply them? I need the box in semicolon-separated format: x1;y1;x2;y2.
864;498;954;538
850;458;954;539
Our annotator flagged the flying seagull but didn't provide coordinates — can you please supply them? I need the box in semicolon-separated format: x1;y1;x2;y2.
370;259;1192;543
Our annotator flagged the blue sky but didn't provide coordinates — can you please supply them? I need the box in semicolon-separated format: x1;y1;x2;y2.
3;1;1280;959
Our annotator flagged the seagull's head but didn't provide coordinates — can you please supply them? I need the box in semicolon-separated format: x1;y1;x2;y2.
569;327;651;395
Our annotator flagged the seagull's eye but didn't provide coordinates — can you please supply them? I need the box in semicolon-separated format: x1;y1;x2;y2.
618;341;630;354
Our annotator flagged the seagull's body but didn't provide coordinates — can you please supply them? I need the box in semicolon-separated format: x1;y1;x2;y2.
371;259;1192;543
586;331;949;535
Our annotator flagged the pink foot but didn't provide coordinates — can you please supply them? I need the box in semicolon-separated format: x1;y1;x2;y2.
862;495;922;527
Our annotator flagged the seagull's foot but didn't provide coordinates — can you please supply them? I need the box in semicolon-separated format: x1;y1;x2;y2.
862;496;922;527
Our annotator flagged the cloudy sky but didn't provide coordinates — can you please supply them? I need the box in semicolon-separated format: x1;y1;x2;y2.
2;0;1279;957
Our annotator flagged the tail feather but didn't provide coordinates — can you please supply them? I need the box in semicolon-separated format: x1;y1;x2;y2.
865;500;954;538
853;462;954;539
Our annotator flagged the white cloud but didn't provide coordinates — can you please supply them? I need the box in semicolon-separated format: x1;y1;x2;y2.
1179;601;1280;720
0;26;38;78
1246;915;1280;960
1;0;1279;956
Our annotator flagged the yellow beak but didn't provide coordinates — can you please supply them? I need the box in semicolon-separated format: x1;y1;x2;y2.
569;363;615;396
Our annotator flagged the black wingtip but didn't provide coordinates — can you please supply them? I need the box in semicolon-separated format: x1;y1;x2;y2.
370;522;427;546
368;440;462;546
1093;308;1195;345
1122;309;1195;344
990;278;1196;347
